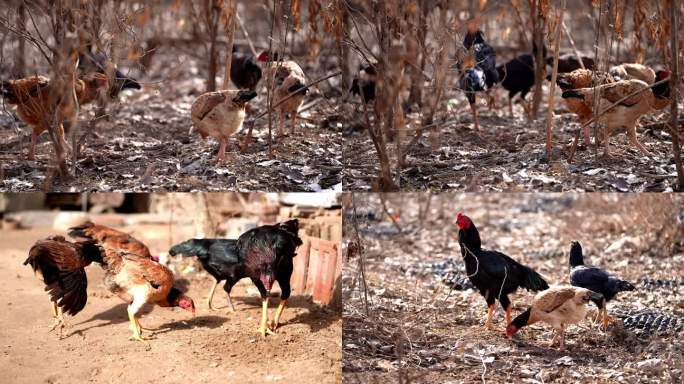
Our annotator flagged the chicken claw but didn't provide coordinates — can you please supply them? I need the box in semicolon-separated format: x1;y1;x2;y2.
257;325;276;338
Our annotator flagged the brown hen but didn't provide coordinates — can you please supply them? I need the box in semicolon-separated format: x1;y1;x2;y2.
1;73;109;160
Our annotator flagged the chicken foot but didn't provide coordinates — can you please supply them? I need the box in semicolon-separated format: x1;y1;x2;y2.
257;298;276;337
127;303;149;342
270;299;288;332
48;302;67;337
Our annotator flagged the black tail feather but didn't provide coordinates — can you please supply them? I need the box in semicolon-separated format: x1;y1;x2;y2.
561;89;584;99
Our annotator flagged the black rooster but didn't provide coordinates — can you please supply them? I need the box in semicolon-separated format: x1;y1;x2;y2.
456;213;549;330
237;219;303;336
230;46;262;90
168;238;240;311
350;63;376;103
569;241;635;329
496;43;546;117
458;29;499;131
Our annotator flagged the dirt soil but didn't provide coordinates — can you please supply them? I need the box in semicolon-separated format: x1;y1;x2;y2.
0;51;343;193
0;226;341;384
343;83;684;192
343;193;684;383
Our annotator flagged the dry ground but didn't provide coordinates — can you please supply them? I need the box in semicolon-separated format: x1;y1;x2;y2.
0;51;343;192
343;193;684;383
0;225;341;384
343;82;684;192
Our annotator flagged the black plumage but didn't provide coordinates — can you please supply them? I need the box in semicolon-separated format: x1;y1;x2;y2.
350;63;376;103
169;239;241;310
458;30;498;130
496;43;546;116
546;53;595;79
569;241;635;328
456;213;548;329
230;46;262;91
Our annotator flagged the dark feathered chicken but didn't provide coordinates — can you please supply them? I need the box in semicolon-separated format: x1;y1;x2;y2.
78;47;141;98
547;53;595;74
230;46;262;90
458;29;498;130
236;219;303;337
456;213;549;330
24;236;103;335
496;43;546;117
569;241;635;329
350;63;376;103
168;238;240;311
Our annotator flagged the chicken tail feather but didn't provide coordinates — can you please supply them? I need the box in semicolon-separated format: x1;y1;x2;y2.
561;90;584;100
521;266;549;292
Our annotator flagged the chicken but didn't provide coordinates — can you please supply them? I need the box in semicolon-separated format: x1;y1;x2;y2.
556;69;615;145
258;53;308;136
609;63;656;84
190;89;258;162
505;286;604;350
457;29;498;130
168;238;239;311
101;248;195;341
236;219;303;337
568;241;635;329
24;236;104;335
561;70;671;156
547;52;595;74
496;43;546;117
78;47;141;97
25;235;195;341
230;46;262;90
1;73;109;160
350;63;377;103
68;221;153;259
456;213;549;330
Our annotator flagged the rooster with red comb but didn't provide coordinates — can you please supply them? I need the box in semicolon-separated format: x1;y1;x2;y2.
456;212;549;330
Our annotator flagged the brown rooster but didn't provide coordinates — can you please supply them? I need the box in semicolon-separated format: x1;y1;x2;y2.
68;221;153;259
191;89;258;162
258;53;308;137
561;70;671;156
1;73;109;160
24;235;103;336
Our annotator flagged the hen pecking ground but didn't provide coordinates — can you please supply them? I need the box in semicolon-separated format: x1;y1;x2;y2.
343;193;684;383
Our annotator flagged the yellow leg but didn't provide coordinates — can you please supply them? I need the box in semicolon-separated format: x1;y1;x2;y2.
48;302;66;336
257;298;275;337
206;280;219;310
270;299;288;332
226;294;236;313
483;304;495;330
128;308;147;342
290;113;297;135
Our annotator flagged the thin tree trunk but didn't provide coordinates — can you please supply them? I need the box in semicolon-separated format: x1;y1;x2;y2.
545;0;565;159
669;0;683;190
530;0;546;121
15;3;26;76
222;1;236;90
